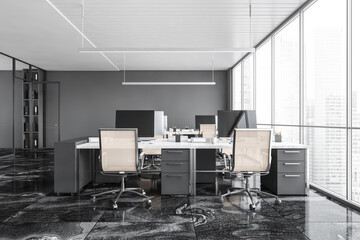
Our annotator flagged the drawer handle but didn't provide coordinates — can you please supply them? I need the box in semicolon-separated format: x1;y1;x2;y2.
284;175;301;178
165;162;184;165
284;151;300;154
283;163;301;166
166;150;184;153
165;174;183;177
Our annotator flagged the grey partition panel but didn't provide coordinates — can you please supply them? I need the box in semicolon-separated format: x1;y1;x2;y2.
154;111;165;136
54;137;91;194
196;149;216;183
164;115;168;130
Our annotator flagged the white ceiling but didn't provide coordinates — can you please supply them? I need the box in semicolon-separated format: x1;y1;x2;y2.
0;0;307;71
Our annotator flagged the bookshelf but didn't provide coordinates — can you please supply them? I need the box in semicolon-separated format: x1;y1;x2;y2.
23;68;44;151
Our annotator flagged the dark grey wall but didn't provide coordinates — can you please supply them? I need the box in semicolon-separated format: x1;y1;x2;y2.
47;71;228;140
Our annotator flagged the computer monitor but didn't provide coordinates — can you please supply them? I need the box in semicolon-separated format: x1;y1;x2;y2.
115;110;155;137
195;115;216;130
217;110;257;137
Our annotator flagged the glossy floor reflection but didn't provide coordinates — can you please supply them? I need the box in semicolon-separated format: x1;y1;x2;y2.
0;152;360;239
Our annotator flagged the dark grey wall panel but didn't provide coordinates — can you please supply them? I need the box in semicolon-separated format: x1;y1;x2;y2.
47;71;228;140
44;82;60;148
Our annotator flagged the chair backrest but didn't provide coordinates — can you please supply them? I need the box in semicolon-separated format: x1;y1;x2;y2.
200;124;217;138
99;128;138;173
232;129;272;173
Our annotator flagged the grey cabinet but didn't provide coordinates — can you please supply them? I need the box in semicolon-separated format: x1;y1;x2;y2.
161;149;190;195
262;149;307;195
54;137;92;194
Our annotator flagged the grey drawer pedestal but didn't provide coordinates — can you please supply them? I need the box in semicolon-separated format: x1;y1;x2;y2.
262;149;307;195
161;149;190;195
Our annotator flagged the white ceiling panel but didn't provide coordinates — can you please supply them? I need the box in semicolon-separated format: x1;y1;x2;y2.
0;0;307;71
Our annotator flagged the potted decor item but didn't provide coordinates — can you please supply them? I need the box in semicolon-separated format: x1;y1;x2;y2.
175;133;181;142
275;131;282;142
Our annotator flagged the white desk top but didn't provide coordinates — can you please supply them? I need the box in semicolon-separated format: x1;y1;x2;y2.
77;138;306;150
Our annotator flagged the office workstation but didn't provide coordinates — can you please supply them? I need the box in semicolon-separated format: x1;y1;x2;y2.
54;110;308;198
1;0;359;239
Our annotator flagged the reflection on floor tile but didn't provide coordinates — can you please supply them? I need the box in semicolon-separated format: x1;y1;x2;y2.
303;222;360;240
0;222;95;240
86;222;196;240
4;196;104;223
1;151;360;239
98;196;192;223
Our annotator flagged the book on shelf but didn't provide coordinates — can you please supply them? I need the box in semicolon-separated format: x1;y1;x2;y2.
32;90;38;99
24;122;29;132
24;105;29;115
34;105;38;115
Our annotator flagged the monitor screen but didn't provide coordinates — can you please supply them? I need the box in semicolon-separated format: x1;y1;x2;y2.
217;110;257;137
195;115;216;130
115;110;155;137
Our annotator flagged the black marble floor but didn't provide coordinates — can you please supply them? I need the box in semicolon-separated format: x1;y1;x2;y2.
1;151;360;239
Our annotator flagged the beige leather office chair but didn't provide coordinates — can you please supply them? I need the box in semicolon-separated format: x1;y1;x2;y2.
142;135;162;170
221;129;281;210
91;128;151;209
200;124;217;138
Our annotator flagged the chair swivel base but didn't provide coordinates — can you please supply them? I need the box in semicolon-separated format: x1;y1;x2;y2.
91;176;151;209
221;176;281;210
142;156;161;170
142;163;160;170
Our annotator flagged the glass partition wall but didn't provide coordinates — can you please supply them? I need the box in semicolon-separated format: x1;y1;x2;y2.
0;52;58;194
0;54;13;158
231;0;360;208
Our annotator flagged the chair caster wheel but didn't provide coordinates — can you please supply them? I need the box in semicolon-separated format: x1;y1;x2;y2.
90;197;96;203
142;191;146;195
249;204;256;210
275;198;282;205
146;199;152;208
113;203;118;209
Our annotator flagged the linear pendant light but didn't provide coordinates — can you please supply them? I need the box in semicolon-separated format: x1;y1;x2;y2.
79;48;255;54
122;81;216;86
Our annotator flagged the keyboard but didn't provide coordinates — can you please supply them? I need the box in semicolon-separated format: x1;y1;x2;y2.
139;137;155;141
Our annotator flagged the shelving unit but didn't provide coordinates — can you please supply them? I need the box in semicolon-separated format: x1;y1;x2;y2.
22;68;44;151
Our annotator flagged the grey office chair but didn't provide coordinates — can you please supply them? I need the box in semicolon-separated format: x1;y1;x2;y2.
221;129;281;210
91;128;151;209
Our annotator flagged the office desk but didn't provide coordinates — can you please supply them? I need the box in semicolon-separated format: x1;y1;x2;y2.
77;138;232;195
74;138;308;196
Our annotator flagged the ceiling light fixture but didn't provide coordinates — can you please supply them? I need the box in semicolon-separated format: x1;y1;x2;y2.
122;82;216;86
46;0;119;70
79;47;255;54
